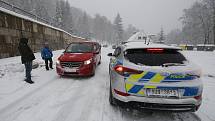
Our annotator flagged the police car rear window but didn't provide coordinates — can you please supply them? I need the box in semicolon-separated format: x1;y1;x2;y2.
124;49;186;66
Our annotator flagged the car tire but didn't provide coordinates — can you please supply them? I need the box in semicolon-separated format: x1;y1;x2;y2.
98;56;101;65
109;84;117;106
90;64;96;76
109;64;111;75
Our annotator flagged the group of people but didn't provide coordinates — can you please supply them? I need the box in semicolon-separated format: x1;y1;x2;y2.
18;38;53;84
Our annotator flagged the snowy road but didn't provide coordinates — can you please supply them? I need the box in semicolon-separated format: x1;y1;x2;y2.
0;47;214;121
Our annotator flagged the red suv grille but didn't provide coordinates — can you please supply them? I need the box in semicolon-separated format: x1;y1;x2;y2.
61;62;82;68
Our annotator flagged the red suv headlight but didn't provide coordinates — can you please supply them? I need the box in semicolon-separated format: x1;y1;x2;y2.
84;58;93;65
56;60;60;65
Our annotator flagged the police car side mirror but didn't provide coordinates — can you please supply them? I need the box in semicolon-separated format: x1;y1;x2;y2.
107;53;113;56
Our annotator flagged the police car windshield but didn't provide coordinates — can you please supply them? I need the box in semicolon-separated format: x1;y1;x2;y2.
124;49;187;66
65;43;93;53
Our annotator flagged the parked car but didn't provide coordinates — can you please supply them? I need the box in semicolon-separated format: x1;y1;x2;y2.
108;41;203;112
56;41;101;76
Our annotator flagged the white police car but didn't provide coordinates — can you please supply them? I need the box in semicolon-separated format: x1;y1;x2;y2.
108;40;203;112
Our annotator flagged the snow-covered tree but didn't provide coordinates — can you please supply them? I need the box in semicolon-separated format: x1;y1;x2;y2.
77;12;90;39
203;0;215;44
167;1;214;45
158;27;165;43
114;13;124;44
4;0;139;42
167;29;184;44
180;2;213;44
124;24;139;40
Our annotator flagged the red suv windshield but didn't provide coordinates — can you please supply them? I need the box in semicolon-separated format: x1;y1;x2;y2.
65;43;93;53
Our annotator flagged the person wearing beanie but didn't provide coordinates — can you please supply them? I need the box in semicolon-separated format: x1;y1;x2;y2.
18;38;35;84
41;42;53;70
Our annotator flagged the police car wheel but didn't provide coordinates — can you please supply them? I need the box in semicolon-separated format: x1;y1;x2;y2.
109;86;117;106
98;56;101;65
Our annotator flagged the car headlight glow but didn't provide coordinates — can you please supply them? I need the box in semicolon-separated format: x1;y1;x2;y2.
56;60;60;65
84;58;92;65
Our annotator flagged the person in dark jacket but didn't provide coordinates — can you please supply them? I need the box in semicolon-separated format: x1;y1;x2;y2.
18;38;35;84
41;42;53;70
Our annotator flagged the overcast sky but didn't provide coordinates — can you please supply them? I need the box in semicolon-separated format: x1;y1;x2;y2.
68;0;198;34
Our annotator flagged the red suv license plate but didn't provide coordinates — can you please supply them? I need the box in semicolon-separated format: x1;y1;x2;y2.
64;67;77;72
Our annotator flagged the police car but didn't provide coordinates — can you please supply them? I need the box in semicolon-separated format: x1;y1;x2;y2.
108;34;203;112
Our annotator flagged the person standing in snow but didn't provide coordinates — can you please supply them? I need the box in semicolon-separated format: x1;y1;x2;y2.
18;38;35;84
41;42;53;70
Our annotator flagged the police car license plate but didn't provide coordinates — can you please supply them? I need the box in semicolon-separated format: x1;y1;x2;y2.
64;67;76;72
147;89;178;97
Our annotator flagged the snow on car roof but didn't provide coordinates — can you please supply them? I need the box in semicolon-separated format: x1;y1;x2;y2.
124;41;181;50
123;31;181;50
127;31;149;42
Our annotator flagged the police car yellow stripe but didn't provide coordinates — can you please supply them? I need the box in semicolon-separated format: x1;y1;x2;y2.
149;73;165;83
137;90;145;95
126;71;165;96
127;71;147;82
125;83;134;91
144;85;157;89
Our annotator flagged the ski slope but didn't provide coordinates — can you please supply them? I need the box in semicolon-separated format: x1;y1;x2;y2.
0;47;215;121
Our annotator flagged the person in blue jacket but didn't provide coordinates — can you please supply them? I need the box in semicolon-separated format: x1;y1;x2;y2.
41;42;53;70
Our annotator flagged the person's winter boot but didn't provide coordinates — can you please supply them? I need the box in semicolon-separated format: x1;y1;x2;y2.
25;79;34;84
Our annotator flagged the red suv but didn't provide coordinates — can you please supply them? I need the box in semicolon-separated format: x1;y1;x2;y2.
56;41;101;76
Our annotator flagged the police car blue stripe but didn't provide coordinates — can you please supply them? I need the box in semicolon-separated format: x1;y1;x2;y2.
117;60;123;65
128;85;144;93
138;79;150;82
140;72;156;80
183;87;199;96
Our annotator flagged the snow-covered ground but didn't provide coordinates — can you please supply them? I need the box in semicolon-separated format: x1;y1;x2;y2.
0;48;214;121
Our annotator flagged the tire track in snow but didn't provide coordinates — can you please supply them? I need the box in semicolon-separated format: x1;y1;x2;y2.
0;83;27;95
0;75;79;121
76;88;99;121
52;78;95;121
0;75;58;116
0;77;57;121
53;55;110;121
172;113;201;121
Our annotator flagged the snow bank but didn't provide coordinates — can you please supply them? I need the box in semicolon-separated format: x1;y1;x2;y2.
182;51;215;76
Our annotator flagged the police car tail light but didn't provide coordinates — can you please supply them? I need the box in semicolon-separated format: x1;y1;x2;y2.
114;65;141;75
114;89;130;96
194;95;202;100
147;48;164;53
